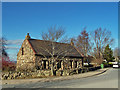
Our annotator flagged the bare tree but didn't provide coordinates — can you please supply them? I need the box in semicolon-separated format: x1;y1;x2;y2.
76;28;90;56
40;25;80;75
36;40;77;76
113;47;120;61
90;28;114;60
41;25;65;42
0;37;7;57
0;37;16;71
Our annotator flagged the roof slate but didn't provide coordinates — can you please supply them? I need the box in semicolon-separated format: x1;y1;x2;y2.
28;39;82;58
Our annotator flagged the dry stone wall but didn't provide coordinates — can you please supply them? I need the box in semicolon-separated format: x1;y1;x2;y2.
2;70;51;80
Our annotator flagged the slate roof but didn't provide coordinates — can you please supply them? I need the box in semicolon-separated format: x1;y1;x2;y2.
28;39;83;58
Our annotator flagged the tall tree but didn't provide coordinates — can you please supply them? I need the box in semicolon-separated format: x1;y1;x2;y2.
41;25;65;42
0;37;16;71
76;29;90;56
0;37;8;57
103;44;114;62
90;28;114;59
41;25;76;76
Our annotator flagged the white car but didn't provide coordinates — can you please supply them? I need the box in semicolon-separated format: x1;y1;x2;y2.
113;64;119;68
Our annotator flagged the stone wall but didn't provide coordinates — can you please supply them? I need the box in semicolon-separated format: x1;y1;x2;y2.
2;66;101;80
2;70;51;80
17;39;36;71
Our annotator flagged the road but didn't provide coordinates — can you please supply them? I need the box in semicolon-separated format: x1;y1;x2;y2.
3;68;119;88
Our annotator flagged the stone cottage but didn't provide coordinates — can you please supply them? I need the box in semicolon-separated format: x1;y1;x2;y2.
17;33;83;75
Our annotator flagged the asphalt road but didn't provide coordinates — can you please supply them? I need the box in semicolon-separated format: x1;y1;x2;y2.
7;68;118;88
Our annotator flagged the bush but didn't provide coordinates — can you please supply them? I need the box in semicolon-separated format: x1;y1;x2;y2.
1;56;16;72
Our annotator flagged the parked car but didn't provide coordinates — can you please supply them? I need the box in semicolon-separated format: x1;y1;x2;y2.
113;63;120;68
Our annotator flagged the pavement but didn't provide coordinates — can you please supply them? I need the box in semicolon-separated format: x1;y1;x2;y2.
45;68;118;88
2;68;109;88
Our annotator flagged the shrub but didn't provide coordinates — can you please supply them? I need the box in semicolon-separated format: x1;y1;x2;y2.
1;56;16;72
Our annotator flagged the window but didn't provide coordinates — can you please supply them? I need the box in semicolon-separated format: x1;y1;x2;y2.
42;60;46;69
22;47;24;55
57;61;61;69
75;61;77;68
70;60;72;68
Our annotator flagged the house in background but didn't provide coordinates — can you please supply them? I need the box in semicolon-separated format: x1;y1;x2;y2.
17;33;83;76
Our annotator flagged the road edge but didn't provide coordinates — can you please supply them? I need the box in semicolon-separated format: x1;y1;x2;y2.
43;68;110;82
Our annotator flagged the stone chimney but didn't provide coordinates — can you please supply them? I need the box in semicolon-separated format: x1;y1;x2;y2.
25;33;31;39
70;38;74;46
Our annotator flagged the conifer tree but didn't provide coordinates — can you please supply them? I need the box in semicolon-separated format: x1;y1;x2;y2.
103;44;114;62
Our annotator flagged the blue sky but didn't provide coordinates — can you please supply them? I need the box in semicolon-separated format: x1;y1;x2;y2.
2;2;118;61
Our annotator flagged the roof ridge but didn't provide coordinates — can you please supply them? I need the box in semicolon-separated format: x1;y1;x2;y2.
29;38;71;45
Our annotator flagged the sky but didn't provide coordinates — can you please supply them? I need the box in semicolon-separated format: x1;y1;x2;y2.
2;2;118;61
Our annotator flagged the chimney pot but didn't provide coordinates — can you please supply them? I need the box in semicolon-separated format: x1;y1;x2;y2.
25;33;30;39
27;33;29;36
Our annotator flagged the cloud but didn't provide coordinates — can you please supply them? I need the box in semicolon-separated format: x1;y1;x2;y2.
6;48;19;61
3;39;24;61
5;46;20;49
5;39;23;45
4;39;23;50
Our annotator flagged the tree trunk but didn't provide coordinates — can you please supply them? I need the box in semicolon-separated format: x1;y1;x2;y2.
50;59;54;76
51;65;54;76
